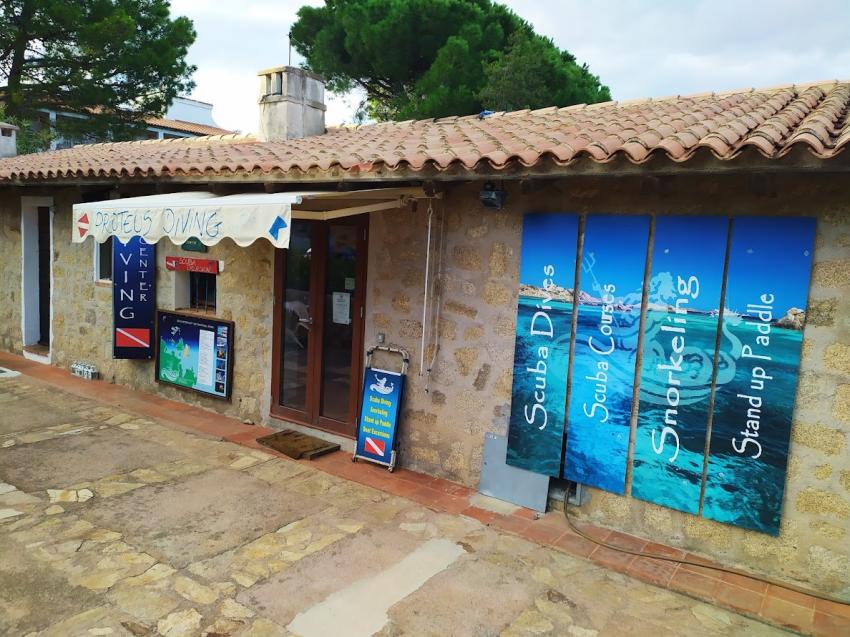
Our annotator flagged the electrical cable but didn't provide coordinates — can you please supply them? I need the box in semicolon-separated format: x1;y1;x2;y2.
419;198;434;378
562;490;849;606
425;199;445;390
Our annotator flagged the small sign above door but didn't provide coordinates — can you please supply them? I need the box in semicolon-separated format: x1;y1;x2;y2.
165;256;221;275
182;237;208;253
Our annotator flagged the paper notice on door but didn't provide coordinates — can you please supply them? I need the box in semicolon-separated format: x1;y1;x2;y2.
344;277;355;291
332;292;351;325
197;329;215;386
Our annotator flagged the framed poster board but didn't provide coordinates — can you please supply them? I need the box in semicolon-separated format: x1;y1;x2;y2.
155;310;234;400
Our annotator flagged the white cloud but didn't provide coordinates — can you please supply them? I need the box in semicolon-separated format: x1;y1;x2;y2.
171;0;850;132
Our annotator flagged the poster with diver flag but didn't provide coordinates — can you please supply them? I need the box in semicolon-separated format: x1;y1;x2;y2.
702;216;815;535
563;214;649;494
506;213;578;476
356;367;404;467
631;216;729;515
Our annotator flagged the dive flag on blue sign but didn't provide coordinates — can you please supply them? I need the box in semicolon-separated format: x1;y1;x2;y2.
355;367;404;468
113;237;156;359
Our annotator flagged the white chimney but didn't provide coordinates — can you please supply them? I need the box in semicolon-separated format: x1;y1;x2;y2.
0;121;18;157
257;66;326;141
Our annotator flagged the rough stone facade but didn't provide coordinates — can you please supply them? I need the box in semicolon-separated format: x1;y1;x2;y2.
1;172;849;595
0;191;23;354
364;176;850;596
0;188;274;423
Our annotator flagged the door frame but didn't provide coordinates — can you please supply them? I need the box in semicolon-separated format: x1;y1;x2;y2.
270;214;369;438
20;196;54;363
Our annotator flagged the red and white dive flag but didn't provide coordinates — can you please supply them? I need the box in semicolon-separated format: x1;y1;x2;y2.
365;436;386;457
115;328;150;348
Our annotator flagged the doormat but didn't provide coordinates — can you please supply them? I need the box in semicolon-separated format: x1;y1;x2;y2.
257;430;340;460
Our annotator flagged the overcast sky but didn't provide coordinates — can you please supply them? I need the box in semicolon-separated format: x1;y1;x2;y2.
170;0;850;134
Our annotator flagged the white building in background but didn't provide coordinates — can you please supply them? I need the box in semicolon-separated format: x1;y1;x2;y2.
0;121;18;158
40;97;233;150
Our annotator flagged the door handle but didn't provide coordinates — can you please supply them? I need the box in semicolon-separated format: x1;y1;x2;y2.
298;317;313;326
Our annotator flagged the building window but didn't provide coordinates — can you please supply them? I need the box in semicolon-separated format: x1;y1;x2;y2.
95;237;113;281
189;271;216;312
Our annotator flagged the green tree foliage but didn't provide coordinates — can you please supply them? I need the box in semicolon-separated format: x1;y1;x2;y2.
0;0;196;142
291;0;610;121
478;32;610;112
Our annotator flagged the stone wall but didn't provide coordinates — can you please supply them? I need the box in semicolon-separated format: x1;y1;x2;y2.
0;191;23;354
365;175;850;595
364;190;520;485
0;188;275;423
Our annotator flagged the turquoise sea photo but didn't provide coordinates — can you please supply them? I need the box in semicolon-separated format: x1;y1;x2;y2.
631;216;729;515
702;215;815;535
563;214;649;495
506;212;579;476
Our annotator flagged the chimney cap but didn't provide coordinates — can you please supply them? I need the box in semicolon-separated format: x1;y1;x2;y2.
0;121;20;131
256;65;324;83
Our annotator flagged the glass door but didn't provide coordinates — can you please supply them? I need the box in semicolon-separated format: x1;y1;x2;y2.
276;221;315;419
272;215;368;437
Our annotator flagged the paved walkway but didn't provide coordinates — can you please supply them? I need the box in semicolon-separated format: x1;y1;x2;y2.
0;363;811;636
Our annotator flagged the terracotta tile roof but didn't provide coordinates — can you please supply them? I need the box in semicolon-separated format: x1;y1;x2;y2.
144;116;234;137
1;80;848;183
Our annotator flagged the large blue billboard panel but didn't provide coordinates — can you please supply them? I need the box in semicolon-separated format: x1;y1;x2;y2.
631;216;729;514
703;216;816;535
506;213;579;477
563;214;649;494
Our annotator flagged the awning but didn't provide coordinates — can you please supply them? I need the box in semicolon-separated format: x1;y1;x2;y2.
72;188;429;249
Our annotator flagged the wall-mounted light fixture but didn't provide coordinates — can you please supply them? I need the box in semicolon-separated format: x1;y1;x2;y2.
480;181;506;210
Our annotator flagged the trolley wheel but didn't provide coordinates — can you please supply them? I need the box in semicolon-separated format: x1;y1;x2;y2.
388;464;395;473
351;456;358;463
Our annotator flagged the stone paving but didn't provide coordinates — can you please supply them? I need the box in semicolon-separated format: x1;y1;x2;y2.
0;376;791;637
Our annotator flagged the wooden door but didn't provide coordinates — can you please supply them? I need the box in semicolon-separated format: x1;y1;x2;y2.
271;215;368;437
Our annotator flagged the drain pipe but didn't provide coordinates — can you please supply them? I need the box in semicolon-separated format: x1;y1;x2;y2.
419;198;434;376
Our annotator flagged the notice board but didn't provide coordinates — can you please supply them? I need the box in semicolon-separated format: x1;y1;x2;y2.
156;311;234;399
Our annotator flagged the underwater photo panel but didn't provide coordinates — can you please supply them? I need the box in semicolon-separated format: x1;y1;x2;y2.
703;216;816;535
631;215;729;514
563;214;650;494
506;213;579;476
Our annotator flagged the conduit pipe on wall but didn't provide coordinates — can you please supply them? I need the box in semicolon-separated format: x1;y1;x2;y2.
425;200;446;392
419;199;434;376
419;198;446;392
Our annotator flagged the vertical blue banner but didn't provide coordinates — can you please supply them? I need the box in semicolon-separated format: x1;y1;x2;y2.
113;237;156;359
506;213;578;476
703;216;815;535
631;216;728;514
563;215;649;494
